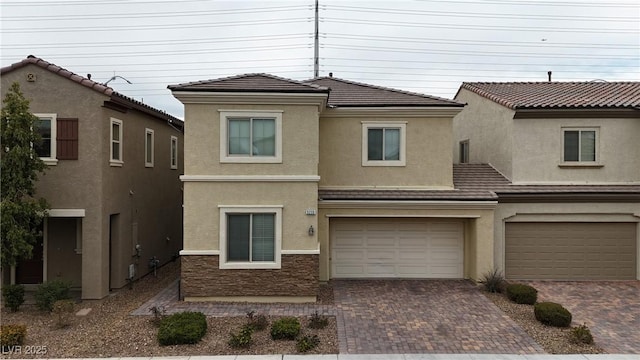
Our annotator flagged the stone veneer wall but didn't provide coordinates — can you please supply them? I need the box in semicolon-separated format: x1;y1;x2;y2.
181;254;319;298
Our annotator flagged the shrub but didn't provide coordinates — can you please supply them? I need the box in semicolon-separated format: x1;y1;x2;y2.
270;317;301;340
506;283;538;305
296;334;320;352
2;284;25;312
34;280;72;311
52;299;75;328
308;311;329;329
0;324;27;350
246;310;268;331
149;305;167;326
479;268;506;293
534;302;572;327
228;324;253;349
158;311;207;346
571;323;594;344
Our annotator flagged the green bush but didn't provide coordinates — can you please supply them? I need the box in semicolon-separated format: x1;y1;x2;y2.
571;323;594;344
158;311;207;346
0;324;27;349
534;302;572;327
506;283;538;305
308;311;329;329
246;310;268;331
2;284;25;312
52;299;75;328
270;317;301;340
296;334;320;352
479;268;506;293
34;280;72;311
228;324;253;349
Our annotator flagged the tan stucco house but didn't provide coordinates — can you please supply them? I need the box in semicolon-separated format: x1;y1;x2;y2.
1;56;184;299
453;82;640;281
170;74;500;302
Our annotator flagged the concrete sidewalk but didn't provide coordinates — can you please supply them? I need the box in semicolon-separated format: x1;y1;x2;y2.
21;354;638;359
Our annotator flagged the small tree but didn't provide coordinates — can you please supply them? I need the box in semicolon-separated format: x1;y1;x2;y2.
1;82;49;269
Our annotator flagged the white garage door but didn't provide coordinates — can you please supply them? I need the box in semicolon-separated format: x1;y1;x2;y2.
331;218;464;278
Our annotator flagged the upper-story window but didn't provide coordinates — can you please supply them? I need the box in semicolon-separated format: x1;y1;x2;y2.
170;136;178;169
145;128;154;167
563;128;597;163
362;121;406;166
219;110;282;163
110;118;123;166
459;140;469;164
34;113;57;164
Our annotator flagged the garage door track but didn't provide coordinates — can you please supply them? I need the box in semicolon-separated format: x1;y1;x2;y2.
333;280;543;354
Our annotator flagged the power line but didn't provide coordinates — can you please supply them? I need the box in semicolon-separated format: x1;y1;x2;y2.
322;57;640;68
410;0;639;8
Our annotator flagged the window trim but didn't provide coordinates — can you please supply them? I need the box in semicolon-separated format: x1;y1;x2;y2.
110;118;123;167
361;121;407;167
561;127;599;165
218;206;282;269
459;140;469;164
34;113;58;165
145;128;154;168
170;136;178;170
219;110;283;163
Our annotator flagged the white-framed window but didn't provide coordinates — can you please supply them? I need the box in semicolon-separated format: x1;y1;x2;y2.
562;128;598;163
459;140;469;164
219;110;282;163
110;118;123;166
145;128;154;167
34;113;57;165
362;121;406;166
219;206;282;269
170;136;178;169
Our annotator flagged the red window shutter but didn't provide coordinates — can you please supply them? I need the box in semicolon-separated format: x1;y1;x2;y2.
56;118;78;160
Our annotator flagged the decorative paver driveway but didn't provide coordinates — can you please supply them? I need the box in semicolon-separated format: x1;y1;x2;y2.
133;279;542;354
527;281;640;354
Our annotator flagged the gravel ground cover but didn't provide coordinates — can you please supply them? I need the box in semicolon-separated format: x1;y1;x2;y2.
484;291;605;354
1;260;338;358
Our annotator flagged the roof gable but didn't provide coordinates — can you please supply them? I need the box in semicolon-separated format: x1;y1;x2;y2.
168;73;329;93
460;82;640;110
307;76;463;107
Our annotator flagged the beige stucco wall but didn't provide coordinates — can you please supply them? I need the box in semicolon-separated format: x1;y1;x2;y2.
316;203;496;281
319;112;454;188
184;103;319;176
494;202;640;279
453;88;515;179
512;117;640;184
183;182;318;252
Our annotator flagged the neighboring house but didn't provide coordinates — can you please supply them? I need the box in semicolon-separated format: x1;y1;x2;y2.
170;74;500;302
453;82;640;281
1;56;184;299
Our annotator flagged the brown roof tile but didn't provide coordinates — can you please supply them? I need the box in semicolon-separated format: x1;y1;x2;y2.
1;56;182;125
460;82;640;110
168;73;329;93
307;77;463;107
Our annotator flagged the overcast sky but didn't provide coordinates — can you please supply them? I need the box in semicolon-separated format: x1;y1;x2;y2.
2;0;638;119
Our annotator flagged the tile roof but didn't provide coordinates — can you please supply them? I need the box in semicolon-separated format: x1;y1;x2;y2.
1;56;182;126
307;76;463;107
168;73;329;93
459;82;640;110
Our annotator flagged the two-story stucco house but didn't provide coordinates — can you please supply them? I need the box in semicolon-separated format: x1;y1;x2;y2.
170;74;501;302
453;82;640;281
1;56;184;299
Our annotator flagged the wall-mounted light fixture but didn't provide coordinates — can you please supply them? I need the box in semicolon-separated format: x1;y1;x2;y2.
308;225;315;236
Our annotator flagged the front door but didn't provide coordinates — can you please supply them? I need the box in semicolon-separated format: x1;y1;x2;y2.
16;229;44;284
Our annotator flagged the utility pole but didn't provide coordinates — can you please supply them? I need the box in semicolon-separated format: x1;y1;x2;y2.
314;0;319;78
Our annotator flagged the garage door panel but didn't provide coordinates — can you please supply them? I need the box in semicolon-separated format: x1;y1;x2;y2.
332;219;463;278
505;222;637;280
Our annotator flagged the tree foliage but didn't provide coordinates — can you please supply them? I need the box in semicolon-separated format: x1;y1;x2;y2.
1;82;49;267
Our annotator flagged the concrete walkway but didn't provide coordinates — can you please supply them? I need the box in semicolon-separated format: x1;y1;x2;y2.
17;354;639;359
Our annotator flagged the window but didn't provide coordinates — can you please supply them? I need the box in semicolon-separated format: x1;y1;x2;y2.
34;113;57;164
219;110;282;163
362;122;406;166
145;128;154;167
110;118;123;166
219;206;282;269
170;136;178;169
459;140;469;163
563;128;597;162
